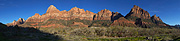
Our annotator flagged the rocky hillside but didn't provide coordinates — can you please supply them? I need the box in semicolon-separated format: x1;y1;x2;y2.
6;18;25;26
7;5;170;28
125;5;169;28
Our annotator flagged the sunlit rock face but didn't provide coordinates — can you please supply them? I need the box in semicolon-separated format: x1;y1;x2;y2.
151;15;162;22
67;7;95;20
26;5;96;22
93;9;112;20
23;5;96;27
26;13;41;22
125;5;151;20
12;5;169;28
6;18;26;26
46;5;61;13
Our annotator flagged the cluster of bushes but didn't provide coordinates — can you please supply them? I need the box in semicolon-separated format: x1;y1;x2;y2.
37;26;180;41
87;36;178;41
89;20;112;27
70;26;180;39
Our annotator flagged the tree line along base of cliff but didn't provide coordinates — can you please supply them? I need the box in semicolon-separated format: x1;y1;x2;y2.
1;22;180;41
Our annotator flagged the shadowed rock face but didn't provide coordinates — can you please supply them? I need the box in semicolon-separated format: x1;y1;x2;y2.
151;15;162;22
16;18;26;24
110;12;136;27
151;15;169;26
111;12;124;21
6;18;25;26
123;5;170;27
125;5;151;20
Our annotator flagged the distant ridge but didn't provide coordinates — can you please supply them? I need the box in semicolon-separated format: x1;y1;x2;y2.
7;5;170;28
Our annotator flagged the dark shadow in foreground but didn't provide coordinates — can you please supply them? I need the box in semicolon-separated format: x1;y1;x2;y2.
0;25;63;41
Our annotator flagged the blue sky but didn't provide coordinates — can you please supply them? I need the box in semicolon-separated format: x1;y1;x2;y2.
0;0;179;25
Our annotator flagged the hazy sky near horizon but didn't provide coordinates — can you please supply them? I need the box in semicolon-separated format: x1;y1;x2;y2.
0;0;179;25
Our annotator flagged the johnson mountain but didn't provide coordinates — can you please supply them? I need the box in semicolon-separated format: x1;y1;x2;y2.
6;5;170;28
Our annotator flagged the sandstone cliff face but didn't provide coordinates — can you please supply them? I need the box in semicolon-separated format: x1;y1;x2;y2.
151;15;169;26
16;18;26;24
24;5;96;27
26;5;95;23
124;5;169;27
93;9;112;20
17;5;169;28
125;5;151;20
90;9;114;27
26;13;41;22
110;12;136;27
46;5;61;13
111;12;124;21
67;7;95;20
151;15;162;22
6;18;26;26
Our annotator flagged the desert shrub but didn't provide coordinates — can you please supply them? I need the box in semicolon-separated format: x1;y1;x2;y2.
87;37;147;41
38;26;180;41
70;26;180;38
90;20;112;27
70;27;97;37
70;18;92;25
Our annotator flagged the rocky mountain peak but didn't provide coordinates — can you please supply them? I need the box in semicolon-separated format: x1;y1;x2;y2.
69;7;85;13
32;13;41;18
6;18;26;26
34;13;40;16
12;20;16;23
17;18;25;24
18;18;25;22
152;14;157;17
17;5;169;28
125;5;150;19
70;7;80;10
93;9;112;20
133;5;140;9
72;7;78;9
46;5;60;13
111;12;124;21
151;14;162;22
98;9;111;14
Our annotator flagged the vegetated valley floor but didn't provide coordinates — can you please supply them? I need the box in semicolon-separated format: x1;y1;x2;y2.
37;26;180;41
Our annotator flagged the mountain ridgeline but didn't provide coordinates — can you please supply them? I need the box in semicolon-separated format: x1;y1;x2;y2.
7;5;169;28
